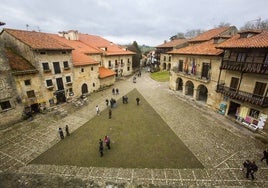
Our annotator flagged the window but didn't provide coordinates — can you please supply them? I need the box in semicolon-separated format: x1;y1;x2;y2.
108;60;111;67
46;79;53;87
93;83;95;87
163;56;166;61
128;58;130;63
91;67;93;71
264;54;268;65
168;56;171;62
42;62;50;71
81;68;84;72
230;77;239;91
63;61;69;69
24;79;31;86
0;101;11;110
53;62;61;74
66;76;71;83
237;53;247;62
127;67;130;71
179;60;183;71
62;51;67;54
115;60;118;65
40;51;46;55
249;109;260;119
253;82;266;96
26;90;35;98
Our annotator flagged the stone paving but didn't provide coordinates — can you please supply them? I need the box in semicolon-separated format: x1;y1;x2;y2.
0;70;268;187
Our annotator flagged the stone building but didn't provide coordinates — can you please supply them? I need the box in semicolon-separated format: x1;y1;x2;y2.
0;28;74;110
0;28;134;115
0;43;17;112
79;33;135;77
216;29;268;131
168;26;237;109
155;38;188;71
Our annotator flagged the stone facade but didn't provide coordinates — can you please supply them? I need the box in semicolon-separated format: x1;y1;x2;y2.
169;54;222;109
103;55;133;77
0;43;16;112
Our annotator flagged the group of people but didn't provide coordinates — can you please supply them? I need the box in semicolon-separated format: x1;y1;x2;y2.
241;149;268;180
99;135;111;157
112;88;119;95
58;125;70;139
242;160;258;180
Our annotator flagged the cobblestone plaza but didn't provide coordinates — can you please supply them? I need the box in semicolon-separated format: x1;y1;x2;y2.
0;71;268;187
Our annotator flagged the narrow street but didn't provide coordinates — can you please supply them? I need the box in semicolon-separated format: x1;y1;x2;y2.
0;70;267;187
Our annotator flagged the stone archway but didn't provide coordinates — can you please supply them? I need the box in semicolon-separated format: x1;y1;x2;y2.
196;84;208;102
163;63;167;70
167;63;171;71
185;81;194;96
81;83;88;94
176;77;183;91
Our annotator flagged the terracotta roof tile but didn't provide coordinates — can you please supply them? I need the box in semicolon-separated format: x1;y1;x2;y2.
48;34;100;66
156;38;188;48
2;28;73;50
169;40;223;56
79;34;135;56
217;29;268;48
99;66;116;78
189;27;235;42
5;48;38;74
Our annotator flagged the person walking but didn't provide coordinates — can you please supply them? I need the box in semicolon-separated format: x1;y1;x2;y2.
261;149;268;165
96;105;100;115
65;125;70;136
109;109;112;119
105;99;109;106
104;135;111;150
58;127;64;139
248;161;258;180
136;97;140;105
99;139;104;157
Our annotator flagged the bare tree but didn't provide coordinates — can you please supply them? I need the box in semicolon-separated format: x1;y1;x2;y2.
240;18;268;30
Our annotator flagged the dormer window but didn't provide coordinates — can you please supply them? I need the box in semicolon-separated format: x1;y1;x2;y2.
63;61;70;69
239;30;261;38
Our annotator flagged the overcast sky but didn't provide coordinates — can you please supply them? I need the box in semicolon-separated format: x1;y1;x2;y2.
1;0;267;46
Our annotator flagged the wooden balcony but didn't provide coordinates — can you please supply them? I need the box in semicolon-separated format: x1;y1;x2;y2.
216;84;268;107
220;60;268;74
171;67;210;83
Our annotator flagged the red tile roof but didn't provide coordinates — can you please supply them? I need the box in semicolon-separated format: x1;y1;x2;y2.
48;34;100;66
2;28;73;50
5;48;38;75
189;27;235;42
99;66;116;78
169;40;223;56
156;38;188;48
217;29;268;48
79;34;135;56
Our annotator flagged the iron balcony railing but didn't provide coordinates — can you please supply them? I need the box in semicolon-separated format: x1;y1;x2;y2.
220;60;268;74
216;84;268;107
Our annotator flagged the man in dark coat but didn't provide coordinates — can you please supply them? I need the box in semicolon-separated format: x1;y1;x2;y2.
99;139;104;157
261;149;268;165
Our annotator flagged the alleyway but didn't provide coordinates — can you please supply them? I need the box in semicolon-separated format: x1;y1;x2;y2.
0;69;267;187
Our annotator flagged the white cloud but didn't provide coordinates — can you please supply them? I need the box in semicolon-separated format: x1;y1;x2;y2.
1;0;268;46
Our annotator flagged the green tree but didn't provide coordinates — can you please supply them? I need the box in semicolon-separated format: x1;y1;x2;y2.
127;41;142;68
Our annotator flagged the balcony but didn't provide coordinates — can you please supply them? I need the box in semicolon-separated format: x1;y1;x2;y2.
220;60;268;74
43;69;51;73
216;84;268;107
171;67;210;83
